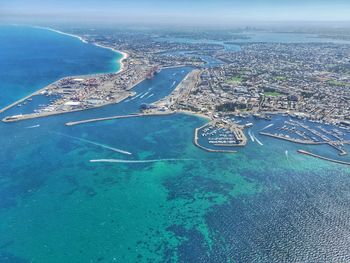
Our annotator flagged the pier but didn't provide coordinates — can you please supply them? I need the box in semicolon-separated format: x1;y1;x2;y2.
260;131;349;156
0;54;152;123
65;112;175;126
298;150;350;166
2;93;133;123
259;131;319;145
0;71;111;115
0;85;49;114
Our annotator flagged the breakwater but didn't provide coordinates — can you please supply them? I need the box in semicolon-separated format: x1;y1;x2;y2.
193;124;237;153
65;112;175;126
298;150;350;166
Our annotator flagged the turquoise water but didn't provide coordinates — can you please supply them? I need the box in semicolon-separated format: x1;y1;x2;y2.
0;26;350;263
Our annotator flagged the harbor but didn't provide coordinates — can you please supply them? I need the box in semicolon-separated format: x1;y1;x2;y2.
193;124;237;153
259;118;349;156
2;92;132;123
1;24;350;263
192;116;249;153
1;66;193;123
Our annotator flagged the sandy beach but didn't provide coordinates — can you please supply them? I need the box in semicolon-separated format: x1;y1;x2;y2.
33;26;129;74
0;26;130;115
91;42;129;73
177;110;212;121
32;26;88;44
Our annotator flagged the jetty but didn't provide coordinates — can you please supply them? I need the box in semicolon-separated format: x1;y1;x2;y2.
0;86;49;114
298;149;350;166
260;131;349;156
2;92;135;123
65;112;175;126
259;131;318;145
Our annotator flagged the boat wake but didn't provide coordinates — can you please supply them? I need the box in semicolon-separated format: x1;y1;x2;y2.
248;130;255;142
261;124;274;131
252;133;263;146
90;158;195;164
140;91;150;99
128;93;141;101
56;133;132;155
25;124;40;129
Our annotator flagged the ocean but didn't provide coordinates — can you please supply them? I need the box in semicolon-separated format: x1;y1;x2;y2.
0;25;120;109
0;25;349;263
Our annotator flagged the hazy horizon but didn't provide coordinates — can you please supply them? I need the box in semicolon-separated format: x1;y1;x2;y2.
1;0;350;26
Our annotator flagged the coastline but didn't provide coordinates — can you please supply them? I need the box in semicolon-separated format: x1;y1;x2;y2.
31;25;129;74
0;25;130;116
31;25;88;44
90;41;129;74
177;110;212;121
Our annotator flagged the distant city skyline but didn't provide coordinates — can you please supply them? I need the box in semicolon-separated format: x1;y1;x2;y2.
1;0;350;25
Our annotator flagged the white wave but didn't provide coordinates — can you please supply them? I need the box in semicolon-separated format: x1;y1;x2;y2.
147;94;154;99
285;150;289;159
128;93;141;101
171;81;177;88
32;26;88;44
261;124;274;131
57;133;132;155
248;130;255;142
253;133;263;146
90;158;195;164
140;91;150;99
25;124;40;129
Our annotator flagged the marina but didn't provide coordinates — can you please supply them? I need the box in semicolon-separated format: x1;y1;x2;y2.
193;118;247;153
259;118;350;156
193;124;237;153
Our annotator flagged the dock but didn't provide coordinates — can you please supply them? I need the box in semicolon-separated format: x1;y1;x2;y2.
2;93;133;123
193;124;237;153
0;59;149;122
259;131;318;145
260;131;349;156
0;86;49;114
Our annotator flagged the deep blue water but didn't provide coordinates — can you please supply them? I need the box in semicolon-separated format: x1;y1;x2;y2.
0;25;120;108
0;26;350;263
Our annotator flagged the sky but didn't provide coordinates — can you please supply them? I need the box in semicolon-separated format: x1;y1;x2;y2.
1;0;350;25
